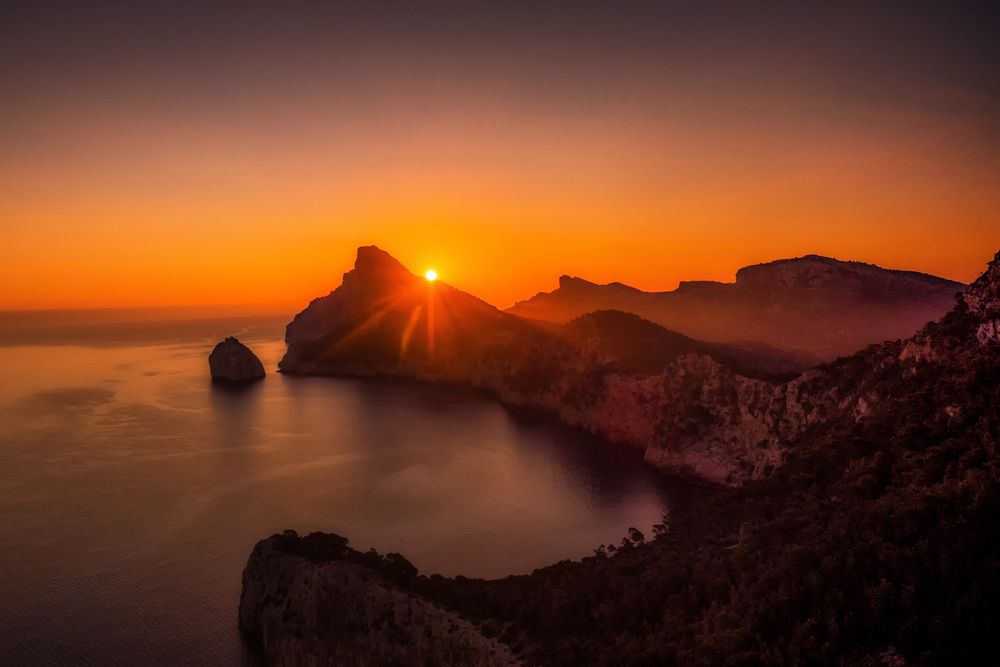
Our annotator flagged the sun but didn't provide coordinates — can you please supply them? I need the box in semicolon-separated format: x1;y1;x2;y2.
424;269;437;282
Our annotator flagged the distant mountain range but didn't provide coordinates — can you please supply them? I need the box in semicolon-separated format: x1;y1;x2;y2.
279;245;524;376
508;255;964;360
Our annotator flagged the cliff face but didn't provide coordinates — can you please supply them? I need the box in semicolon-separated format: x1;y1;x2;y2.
630;250;1000;482
507;254;964;360
280;247;997;486
239;531;519;667
471;326;850;484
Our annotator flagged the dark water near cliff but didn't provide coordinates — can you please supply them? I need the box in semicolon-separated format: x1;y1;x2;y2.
0;308;673;665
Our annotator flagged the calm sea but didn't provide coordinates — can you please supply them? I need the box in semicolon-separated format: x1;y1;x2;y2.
0;308;672;665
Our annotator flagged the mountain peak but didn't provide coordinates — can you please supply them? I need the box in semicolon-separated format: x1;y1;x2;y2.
735;254;963;290
558;275;596;290
353;245;412;277
281;246;513;375
557;275;642;294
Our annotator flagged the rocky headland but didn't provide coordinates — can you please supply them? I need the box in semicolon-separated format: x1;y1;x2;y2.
243;249;1000;665
277;246;977;485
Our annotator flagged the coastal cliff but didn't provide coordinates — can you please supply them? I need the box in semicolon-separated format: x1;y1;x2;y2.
279;247;995;485
239;531;519;666
247;251;1000;665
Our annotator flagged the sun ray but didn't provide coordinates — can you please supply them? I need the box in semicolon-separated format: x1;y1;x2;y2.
400;303;424;355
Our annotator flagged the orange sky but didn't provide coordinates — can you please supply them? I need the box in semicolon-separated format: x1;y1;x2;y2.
1;3;998;312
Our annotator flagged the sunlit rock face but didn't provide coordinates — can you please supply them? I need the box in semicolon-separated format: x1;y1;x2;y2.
508;254;965;360
239;531;520;667
208;337;265;382
279;246;999;486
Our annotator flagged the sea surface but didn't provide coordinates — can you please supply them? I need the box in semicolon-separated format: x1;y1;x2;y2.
0;308;674;665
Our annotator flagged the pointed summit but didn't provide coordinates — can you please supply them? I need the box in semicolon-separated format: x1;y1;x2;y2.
280;247;515;375
353;245;413;277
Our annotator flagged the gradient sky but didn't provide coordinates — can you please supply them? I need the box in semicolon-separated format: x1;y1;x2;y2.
2;1;998;310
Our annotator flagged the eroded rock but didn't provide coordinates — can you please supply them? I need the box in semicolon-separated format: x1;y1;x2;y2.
209;337;265;382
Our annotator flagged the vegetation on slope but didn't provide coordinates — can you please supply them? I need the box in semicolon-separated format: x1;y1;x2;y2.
264;252;1000;665
411;302;1000;666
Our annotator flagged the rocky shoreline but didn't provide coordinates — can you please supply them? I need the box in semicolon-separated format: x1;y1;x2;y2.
240;531;520;666
241;250;1000;665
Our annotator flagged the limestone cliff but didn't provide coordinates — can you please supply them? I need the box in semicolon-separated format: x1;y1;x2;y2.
280;246;998;486
239;531;520;666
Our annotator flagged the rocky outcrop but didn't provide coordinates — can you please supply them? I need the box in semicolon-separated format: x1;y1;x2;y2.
507;254;965;360
239;531;519;666
209;337;266;382
962;250;1000;319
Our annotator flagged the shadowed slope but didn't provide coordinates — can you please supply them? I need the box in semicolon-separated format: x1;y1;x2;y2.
280;246;526;377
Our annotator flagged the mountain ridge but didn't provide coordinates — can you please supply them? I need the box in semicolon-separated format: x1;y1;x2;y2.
546;254;962;296
509;254;965;359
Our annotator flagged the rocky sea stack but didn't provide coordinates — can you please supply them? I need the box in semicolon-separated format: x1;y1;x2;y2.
209;337;266;383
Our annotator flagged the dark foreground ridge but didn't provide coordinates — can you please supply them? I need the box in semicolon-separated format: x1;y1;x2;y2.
243;251;1000;665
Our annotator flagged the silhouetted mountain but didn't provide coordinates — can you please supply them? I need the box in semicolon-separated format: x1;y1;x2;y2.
280;245;523;376
508;254;964;359
280;247;819;483
245;250;1000;666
